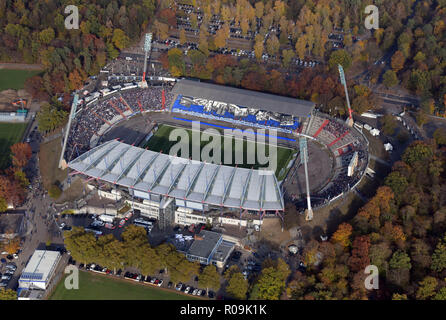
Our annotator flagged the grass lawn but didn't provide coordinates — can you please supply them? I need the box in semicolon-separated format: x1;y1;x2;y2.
141;124;295;177
0;122;27;169
0;69;42;91
49;270;198;300
38;134;67;191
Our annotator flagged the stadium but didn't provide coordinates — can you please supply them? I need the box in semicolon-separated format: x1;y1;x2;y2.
61;78;369;227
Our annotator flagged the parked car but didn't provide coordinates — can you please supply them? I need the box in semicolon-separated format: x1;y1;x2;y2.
175;283;183;291
104;223;115;230
184;286;191;294
192;289;199;295
208;291;215;298
144;276;152;283
119;219;126;228
200;290;206;296
167;281;173;288
157;279;163;287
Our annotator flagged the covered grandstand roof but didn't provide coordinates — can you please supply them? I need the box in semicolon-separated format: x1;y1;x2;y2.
172;79;314;117
68;140;284;211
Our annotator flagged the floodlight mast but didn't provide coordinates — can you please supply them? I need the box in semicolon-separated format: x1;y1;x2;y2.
139;33;152;88
338;64;354;127
299;137;313;220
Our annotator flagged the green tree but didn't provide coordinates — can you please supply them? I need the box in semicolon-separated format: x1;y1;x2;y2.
199;265;221;292
433;128;446;145
380;114;397;135
64;227;99;265
251;267;285;300
0;288;16;300
431;235;446;272
282;49;295;68
389;250;411;270
416;276;438;300
433;287;446;300
226;272;248;300
112;28;130;50
383;70;398;88
402;141;433;167
328;49;352;70
39;27;55;44
36;103;68;133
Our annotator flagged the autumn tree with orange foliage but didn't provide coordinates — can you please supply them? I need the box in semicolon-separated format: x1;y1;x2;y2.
331;223;353;248
10;142;32;168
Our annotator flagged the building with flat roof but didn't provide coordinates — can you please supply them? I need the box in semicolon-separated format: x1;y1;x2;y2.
185;230;234;268
18;250;61;290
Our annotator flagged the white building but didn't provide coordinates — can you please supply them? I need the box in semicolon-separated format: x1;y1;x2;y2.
18;250;61;290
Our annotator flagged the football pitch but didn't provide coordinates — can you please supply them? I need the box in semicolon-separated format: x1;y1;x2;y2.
49;270;197;300
0;122;27;169
0;69;42;90
141;124;296;177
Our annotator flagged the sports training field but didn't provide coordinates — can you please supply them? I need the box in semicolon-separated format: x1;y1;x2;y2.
49;270;197;300
141;124;296;177
0;122;27;169
0;69;42;90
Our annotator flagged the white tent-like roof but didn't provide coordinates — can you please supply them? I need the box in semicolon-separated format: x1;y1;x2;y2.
68;140;284;211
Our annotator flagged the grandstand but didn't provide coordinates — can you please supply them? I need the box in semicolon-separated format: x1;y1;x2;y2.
171;79;314;134
68;139;284;212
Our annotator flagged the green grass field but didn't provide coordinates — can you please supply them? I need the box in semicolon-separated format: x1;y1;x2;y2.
0;69;42;90
0;122;27;169
49;270;198;300
141;124;295;177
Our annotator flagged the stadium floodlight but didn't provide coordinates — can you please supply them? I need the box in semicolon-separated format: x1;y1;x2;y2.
338;64;354;127
139;33;152;88
299;137;313;221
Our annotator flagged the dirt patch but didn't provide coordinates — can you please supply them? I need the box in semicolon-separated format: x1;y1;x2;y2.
259;218;291;245
39;134;68;191
57;177;85;203
0;89;33;111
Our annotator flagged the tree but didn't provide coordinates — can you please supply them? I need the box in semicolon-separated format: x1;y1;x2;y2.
389;250;411;270
36;103;68;133
431;235;446;272
331;223;353;247
433;287;446;300
328;49;352;70
433;128;446;145
380;114;397;136
252;267;286;300
295;36;306;60
112;28;130;50
415;110;428;128
214;24;229;49
348;236;371;272
391;50;405;72
383;70;398;88
64;227;99;265
199;265;221;292
254;39;264;61
39;27;55;44
10;142;31;168
0;289;16;300
282;49;294;68
266;34;280;57
416;276;438;300
402;141;433;167
226;271;248;300
167;48;185;77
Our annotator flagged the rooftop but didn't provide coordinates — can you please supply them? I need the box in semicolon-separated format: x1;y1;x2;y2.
187;230;222;259
68;140;284;211
172;79;314;118
19;250;61;284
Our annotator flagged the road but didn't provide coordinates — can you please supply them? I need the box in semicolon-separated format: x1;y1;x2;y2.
4;119;66;291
